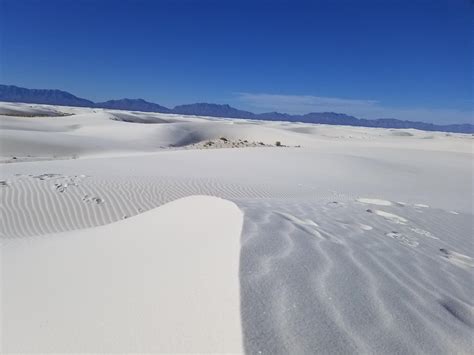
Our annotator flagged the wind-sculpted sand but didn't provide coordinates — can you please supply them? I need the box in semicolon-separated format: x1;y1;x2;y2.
0;173;294;238
1;102;473;353
239;200;473;354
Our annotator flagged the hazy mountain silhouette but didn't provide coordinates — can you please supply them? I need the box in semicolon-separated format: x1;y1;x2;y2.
0;84;94;107
95;98;171;113
173;103;255;119
0;84;472;133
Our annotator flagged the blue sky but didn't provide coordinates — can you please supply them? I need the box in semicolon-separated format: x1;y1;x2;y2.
0;0;471;123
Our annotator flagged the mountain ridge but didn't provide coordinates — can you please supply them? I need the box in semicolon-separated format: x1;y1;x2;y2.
95;98;171;113
0;84;94;107
0;84;472;133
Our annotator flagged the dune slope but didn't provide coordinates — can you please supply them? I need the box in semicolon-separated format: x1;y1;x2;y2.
239;199;473;354
2;196;244;353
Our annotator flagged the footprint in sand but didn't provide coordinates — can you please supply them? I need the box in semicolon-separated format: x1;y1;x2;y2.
32;173;62;181
54;183;74;193
82;195;105;205
54;183;67;193
385;231;418;248
439;248;474;268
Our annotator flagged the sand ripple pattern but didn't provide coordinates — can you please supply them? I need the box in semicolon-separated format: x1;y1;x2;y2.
0;174;302;239
238;199;474;354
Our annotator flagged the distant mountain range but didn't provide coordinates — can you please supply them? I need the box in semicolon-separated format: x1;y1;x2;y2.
95;98;171;113
0;84;95;108
1;84;472;133
173;103;255;119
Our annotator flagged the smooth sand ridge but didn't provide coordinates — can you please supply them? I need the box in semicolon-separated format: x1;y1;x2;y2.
1;195;244;353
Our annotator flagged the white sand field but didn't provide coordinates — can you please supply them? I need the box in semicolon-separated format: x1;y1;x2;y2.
1;102;473;353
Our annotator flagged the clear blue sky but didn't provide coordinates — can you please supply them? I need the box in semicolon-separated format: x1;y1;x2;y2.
0;0;472;123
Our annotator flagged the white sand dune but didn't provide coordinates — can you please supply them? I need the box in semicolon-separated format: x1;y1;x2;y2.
0;102;68;117
2;195;244;353
239;199;473;354
1;102;471;162
1;102;473;353
1;145;470;239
